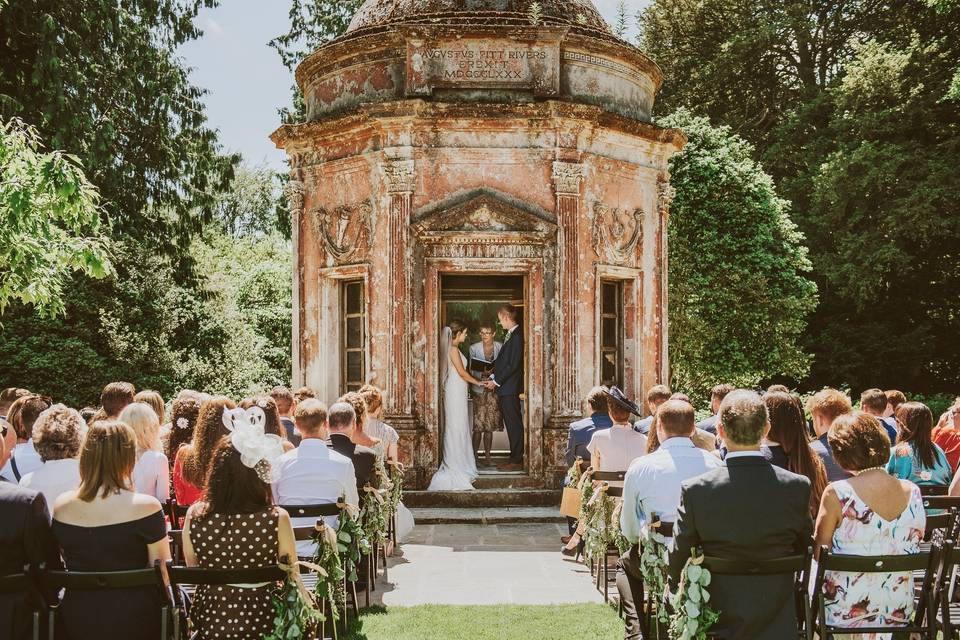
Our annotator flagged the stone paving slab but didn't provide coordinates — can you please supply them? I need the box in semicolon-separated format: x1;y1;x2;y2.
373;523;603;607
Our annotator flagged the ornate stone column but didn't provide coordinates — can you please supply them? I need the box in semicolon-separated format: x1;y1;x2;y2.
383;159;416;416
284;179;306;387
655;172;675;384
551;161;584;419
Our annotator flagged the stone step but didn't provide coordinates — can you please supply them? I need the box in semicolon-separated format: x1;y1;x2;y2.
409;506;566;525
404;488;561;508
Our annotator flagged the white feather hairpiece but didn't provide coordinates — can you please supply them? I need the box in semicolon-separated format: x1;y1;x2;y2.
221;407;285;483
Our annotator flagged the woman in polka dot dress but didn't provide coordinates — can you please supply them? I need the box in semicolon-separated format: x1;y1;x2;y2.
182;432;297;639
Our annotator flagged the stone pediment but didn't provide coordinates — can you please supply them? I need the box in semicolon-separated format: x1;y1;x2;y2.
411;189;556;242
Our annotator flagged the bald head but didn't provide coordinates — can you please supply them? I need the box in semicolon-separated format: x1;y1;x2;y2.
718;390;769;447
657;399;696;438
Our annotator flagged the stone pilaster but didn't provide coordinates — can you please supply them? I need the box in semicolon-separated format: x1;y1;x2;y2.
383;159;416;415
655;172;675;384
551;161;584;418
284;179;306;387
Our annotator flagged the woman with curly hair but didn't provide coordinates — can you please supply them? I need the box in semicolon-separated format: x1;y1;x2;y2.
239;395;296;453
164;393;202;469
173;397;236;506
183;432;296;639
19;404;85;508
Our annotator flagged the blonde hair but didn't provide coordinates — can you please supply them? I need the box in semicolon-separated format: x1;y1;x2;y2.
78;421;136;501
134;390;166;424
120;402;161;456
807;388;853;423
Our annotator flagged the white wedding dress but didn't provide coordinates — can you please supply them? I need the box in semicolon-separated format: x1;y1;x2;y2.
428;350;478;490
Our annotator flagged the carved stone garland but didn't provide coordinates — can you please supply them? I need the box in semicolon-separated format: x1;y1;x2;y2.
311;200;373;263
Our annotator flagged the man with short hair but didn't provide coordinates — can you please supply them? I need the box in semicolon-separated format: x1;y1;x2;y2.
633;385;672;435
564;386;612;469
695;384;733;435
272;399;358;557
807;389;854;481
669;390;812;640
884;389;907;418
270;386;300;447
860;388;898;443
0;403;62;639
327;402;376;491
0;395;51;483
617;400;722;640
488;303;525;471
0;388;29;423
100;382;135;420
294;386;318;404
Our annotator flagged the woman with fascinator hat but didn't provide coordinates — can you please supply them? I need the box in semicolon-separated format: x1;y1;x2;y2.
181;406;298;639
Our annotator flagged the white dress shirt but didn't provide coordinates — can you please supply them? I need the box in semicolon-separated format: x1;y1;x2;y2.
19;458;81;513
620;436;723;544
587;424;648;484
271;438;360;557
0;441;44;482
133;450;170;501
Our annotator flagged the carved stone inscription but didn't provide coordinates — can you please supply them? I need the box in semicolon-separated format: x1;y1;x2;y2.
406;35;561;96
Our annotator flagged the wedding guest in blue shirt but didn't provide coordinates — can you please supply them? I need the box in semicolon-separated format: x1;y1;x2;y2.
887;401;953;488
563;386;612;469
616;399;722;640
807;388;854;482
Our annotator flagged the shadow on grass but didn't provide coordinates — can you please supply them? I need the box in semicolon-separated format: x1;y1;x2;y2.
339;605;388;640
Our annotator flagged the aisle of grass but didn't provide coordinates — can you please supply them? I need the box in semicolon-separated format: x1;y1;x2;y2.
342;604;622;640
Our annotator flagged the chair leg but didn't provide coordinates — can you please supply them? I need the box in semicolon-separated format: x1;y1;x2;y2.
32;611;39;640
161;606;168;640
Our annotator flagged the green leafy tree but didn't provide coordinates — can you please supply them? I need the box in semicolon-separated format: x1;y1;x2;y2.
213;164;284;238
662;110;818;402
0;118;111;316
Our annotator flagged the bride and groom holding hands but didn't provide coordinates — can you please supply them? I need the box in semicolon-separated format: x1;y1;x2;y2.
428;304;524;491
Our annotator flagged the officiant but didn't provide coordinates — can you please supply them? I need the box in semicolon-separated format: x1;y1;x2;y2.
469;322;503;466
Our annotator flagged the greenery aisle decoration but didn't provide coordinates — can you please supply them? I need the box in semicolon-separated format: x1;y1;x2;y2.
361;484;389;548
310;520;347;621
386;460;404;520
669;551;720;640
638;520;671;635
581;482;629;564
266;571;323;640
337;503;370;584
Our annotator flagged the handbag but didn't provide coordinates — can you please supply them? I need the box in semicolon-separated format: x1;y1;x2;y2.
559;486;581;518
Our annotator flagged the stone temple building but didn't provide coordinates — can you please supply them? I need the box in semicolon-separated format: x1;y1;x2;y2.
272;0;685;489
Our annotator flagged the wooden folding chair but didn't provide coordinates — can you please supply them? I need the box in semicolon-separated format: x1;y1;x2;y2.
165;499;189;529
166;559;287;640
41;560;171;640
0;565;43;640
589;471;626;603
291;522;357;627
921;484;950;497
812;546;936;639
636;520;674;639
701;548;813;640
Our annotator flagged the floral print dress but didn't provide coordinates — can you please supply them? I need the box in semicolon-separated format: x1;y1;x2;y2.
824;480;926;639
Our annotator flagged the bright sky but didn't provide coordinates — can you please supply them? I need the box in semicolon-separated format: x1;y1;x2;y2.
178;1;645;171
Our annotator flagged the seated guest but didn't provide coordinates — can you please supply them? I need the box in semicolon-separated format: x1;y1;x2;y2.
561;388;646;556
270;386;300;447
0;407;62;640
634;385;672;435
183;433;297;639
163;393;202;472
647;394;717;454
860;388;898;444
0;387;30;428
359;384;400;463
272;399;359;557
19;404;84;509
294;386;317;404
241;395;296;453
564;386;612;469
133;390;166;426
932;397;960;472
696;383;734;435
173;397;236;506
90;381;136;424
52;420;171;640
327;402;377;491
0;395;50;483
807;388;854;482
339;392;385;461
669;390;812;640
767;384;791;394
763;392;828;518
884;389;907;418
887;401;952;487
814;412;925;634
120;403;170;501
617;400;723;640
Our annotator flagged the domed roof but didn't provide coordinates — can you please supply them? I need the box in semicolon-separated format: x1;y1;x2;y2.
346;0;611;35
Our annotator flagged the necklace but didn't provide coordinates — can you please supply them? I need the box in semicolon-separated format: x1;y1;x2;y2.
856;466;888;475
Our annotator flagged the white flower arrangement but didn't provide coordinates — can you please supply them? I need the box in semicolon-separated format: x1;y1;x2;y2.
176;417;189;430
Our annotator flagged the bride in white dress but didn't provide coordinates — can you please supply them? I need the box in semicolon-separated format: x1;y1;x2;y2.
428;320;483;491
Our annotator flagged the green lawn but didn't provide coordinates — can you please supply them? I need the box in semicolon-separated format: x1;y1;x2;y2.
342;604;623;640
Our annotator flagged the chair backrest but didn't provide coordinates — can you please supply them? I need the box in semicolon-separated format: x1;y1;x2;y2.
43;562;167;591
278;503;342;519
292;521;325;542
919;484;949;497
817;548;932;573
923;496;960;511
605;485;624;498
165;560;287;588
701;551;810;576
0;570;35;595
924;508;957;540
166;499;189;528
592;471;626;482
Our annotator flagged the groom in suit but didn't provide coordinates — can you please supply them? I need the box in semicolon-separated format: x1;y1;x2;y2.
487;303;524;471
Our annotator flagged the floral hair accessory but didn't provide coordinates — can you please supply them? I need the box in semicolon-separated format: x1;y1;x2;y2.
221;407;284;483
176;417;189;430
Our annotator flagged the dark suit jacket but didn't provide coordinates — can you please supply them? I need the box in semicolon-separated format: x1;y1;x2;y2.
329;433;377;490
696;414;719;435
0;483;62;640
564;412;612;469
280;417;302;448
493;328;524;396
668;455;812;640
